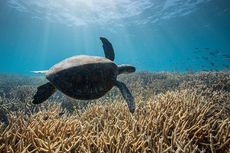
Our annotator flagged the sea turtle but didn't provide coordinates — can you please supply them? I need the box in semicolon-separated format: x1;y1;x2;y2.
32;37;136;113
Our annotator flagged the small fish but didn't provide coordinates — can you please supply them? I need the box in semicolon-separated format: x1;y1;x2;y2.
215;50;221;55
209;52;216;56
223;57;230;61
210;62;215;66
222;54;230;58
31;70;48;74
201;65;205;68
222;64;229;68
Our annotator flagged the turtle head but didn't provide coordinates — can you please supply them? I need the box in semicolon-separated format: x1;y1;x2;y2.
118;64;136;75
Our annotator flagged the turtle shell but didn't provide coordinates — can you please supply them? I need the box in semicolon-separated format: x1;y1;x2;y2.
46;55;118;100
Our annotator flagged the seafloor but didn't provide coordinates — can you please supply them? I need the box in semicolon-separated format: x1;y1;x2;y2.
0;71;230;152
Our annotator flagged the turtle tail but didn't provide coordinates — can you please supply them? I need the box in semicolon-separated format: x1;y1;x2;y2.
32;82;56;104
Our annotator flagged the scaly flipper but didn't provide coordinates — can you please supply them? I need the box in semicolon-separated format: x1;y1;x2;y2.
100;37;115;61
32;82;56;104
115;80;135;113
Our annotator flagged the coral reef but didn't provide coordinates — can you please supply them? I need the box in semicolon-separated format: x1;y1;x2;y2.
0;71;229;152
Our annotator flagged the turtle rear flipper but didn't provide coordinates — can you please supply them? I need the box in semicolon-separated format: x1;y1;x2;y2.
115;81;135;113
100;37;115;61
32;82;56;104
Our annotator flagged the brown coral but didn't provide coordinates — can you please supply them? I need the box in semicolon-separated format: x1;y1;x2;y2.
0;72;229;152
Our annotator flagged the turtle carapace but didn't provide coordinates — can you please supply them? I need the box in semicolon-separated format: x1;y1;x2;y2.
32;37;136;113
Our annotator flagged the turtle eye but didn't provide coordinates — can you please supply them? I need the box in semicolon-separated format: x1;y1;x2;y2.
126;65;136;73
128;66;136;73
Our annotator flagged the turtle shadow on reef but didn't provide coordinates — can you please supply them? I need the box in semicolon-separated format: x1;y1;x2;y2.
32;37;136;113
0;107;9;127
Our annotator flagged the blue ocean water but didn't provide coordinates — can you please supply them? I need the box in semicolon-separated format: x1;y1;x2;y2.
0;0;230;74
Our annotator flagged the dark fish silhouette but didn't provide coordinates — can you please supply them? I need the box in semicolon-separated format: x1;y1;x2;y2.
222;64;229;68
209;51;220;56
222;54;230;56
210;62;215;67
209;52;214;56
215;50;221;55
222;54;230;60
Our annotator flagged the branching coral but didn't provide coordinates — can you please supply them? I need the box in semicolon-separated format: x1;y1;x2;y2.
0;72;229;152
0;89;229;152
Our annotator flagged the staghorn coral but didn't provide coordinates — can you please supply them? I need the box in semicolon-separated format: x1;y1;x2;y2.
0;89;229;152
0;71;229;152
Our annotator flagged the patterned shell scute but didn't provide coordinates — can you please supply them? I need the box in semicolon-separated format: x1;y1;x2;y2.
46;55;118;99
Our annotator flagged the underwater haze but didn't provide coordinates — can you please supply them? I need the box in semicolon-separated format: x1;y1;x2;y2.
1;1;230;152
0;0;230;74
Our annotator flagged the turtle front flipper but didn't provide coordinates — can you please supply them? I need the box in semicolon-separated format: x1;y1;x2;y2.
32;82;56;104
115;80;135;113
100;37;115;61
